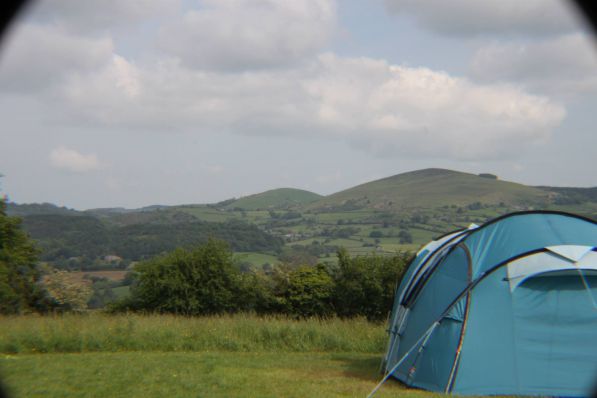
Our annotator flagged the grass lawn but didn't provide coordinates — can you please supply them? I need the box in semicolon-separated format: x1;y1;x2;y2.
0;351;429;398
0;315;497;398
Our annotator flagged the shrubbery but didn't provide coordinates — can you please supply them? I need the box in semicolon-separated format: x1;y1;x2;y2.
333;248;409;320
117;240;247;314
113;239;411;321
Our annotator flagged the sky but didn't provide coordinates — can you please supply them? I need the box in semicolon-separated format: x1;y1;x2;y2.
1;0;597;209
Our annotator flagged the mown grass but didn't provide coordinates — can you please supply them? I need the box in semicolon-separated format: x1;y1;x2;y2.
0;314;387;354
0;315;495;398
0;351;425;398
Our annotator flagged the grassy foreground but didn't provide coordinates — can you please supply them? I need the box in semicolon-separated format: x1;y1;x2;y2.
0;314;443;397
0;314;385;354
0;352;429;398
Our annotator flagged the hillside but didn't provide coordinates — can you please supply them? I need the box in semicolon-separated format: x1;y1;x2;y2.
7;168;597;271
18;214;283;269
537;186;597;205
6;202;82;217
224;188;322;210
308;168;553;211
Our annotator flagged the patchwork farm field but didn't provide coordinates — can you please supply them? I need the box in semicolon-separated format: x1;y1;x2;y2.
0;314;439;398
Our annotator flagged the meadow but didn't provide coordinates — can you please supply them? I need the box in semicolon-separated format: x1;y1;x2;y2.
0;314;438;398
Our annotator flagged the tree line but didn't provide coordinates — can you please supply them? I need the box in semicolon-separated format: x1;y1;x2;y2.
19;213;283;268
112;240;410;321
1;198;411;320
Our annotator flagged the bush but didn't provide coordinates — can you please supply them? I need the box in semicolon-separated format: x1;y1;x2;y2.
332;249;410;321
114;239;248;315
398;229;413;244
286;265;334;318
113;239;413;320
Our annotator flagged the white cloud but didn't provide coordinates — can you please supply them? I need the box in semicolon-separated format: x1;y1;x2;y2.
26;0;180;33
0;23;113;92
0;3;568;165
56;52;565;161
50;147;101;173
63;54;141;109
305;54;565;159
157;0;336;70
384;0;582;37
470;34;597;97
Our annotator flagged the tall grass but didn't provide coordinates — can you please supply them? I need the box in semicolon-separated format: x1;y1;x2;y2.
0;313;387;354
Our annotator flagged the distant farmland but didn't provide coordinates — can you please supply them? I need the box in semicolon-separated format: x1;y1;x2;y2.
69;270;127;282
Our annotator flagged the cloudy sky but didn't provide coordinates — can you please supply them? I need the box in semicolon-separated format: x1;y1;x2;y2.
1;0;596;209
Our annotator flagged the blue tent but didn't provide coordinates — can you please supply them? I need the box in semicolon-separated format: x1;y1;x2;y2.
383;211;597;396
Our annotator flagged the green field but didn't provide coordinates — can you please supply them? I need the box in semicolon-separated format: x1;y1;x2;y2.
1;352;422;398
234;252;279;267
0;314;412;398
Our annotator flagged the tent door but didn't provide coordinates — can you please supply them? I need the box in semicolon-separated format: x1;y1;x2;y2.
511;272;597;395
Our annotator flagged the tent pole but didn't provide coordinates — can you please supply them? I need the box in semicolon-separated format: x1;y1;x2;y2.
366;321;440;398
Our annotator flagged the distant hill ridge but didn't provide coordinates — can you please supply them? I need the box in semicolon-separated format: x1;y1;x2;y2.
223;188;323;210
7;168;597;270
7;168;597;215
307;168;556;211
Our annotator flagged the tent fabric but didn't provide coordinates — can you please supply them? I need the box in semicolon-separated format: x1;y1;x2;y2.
384;211;597;396
546;244;595;262
506;249;597;291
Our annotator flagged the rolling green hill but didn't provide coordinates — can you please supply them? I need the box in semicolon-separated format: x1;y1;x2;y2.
7;168;597;272
224;188;322;210
308;168;554;212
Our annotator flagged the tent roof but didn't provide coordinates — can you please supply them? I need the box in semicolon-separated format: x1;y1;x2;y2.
396;211;597;308
460;211;597;279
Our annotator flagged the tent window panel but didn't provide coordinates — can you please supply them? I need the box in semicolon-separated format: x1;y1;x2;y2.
402;248;451;306
399;231;470;307
507;250;597;291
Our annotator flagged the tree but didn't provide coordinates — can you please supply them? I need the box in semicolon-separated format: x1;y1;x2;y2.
285;264;334;318
369;230;383;238
43;269;92;311
87;277;118;309
467;202;482;210
332;249;410;320
398;229;413;244
0;198;47;314
118;239;246;315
